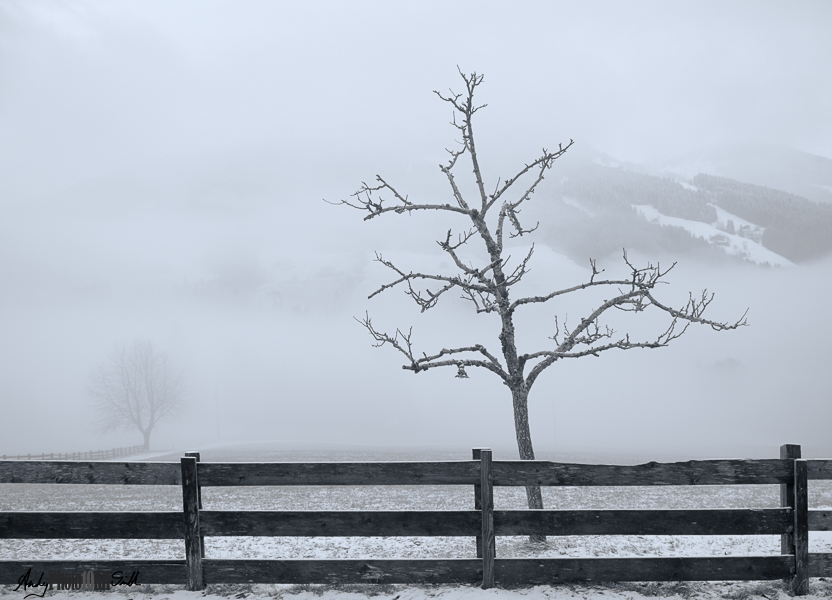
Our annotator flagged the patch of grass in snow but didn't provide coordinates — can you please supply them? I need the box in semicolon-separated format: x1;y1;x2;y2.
603;581;697;598
719;581;785;600
276;583;400;597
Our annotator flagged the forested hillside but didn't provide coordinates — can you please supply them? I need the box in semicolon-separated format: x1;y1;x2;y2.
693;174;832;262
541;161;832;265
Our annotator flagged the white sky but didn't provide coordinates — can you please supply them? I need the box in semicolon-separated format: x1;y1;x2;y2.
2;1;831;199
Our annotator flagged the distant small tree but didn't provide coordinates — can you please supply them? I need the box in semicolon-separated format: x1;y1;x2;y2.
333;70;747;518
88;339;184;450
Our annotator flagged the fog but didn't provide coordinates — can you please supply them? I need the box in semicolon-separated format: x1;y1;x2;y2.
2;1;831;460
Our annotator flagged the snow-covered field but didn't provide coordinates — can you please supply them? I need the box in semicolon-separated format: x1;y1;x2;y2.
631;204;793;267
3;446;832;598
6;581;832;600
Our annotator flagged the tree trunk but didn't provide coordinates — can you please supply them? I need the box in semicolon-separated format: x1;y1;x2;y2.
511;387;546;543
142;429;151;451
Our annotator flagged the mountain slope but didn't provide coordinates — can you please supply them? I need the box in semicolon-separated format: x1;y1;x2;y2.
540;158;832;266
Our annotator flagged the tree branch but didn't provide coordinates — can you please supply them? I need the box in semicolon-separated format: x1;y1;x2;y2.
327;176;471;221
369;252;492;312
357;312;509;380
520;252;747;389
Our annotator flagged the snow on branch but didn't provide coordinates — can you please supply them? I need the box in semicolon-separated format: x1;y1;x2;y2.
357;312;508;381
520;251;748;388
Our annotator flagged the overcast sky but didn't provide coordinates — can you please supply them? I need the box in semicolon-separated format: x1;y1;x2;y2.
2;0;831;199
1;1;831;460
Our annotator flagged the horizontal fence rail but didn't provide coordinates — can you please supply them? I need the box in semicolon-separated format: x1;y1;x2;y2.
491;459;794;486
0;461;181;485
0;445;146;462
0;512;185;539
1;445;831;594
195;461;481;486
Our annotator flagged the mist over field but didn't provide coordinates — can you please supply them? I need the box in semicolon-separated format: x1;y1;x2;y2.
1;1;831;461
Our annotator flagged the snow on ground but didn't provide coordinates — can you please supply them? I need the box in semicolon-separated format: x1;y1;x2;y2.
707;204;764;239
3;580;832;600
631;205;792;267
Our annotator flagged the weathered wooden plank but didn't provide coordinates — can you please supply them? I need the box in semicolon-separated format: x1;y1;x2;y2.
472;449;483;559
809;553;832;577
781;444;801;556
809;510;832;531
0;461;180;485
0;512;184;539
1;508;789;540
494;556;793;584
185;452;205;559
480;449;495;589
0;458;792;486
793;460;809;595
806;460;832;480
494;508;792;536
181;457;204;591
0;561;185;585
492;459;791;486
196;461;480;486
0;557;797;587
201;559;481;584
199;510;479;537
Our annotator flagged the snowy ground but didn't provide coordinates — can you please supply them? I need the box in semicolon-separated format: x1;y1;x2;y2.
631;204;792;267
3;580;832;600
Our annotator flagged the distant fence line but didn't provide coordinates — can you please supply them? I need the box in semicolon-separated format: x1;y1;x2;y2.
0;444;830;594
0;444;145;461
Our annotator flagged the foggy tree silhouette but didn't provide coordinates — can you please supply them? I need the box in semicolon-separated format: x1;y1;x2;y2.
332;70;747;535
88;339;184;451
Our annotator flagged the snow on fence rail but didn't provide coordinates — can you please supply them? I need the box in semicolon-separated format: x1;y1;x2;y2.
0;444;831;594
0;445;145;461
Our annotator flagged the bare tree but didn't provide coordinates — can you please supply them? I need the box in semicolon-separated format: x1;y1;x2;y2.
333;70;747;515
88;339;184;451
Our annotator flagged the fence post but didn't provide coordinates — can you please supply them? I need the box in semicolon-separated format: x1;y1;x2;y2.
780;444;801;560
472;449;483;559
181;456;204;590
792;459;809;595
480;448;495;589
185;452;205;559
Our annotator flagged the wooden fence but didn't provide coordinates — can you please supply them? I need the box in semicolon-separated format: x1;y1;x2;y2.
1;445;146;461
1;444;831;594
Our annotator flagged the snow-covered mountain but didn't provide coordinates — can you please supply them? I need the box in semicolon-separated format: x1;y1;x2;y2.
654;144;832;206
541;149;832;267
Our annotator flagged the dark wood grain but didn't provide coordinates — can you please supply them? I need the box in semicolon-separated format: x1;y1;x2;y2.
793;459;809;595
492;459;792;487
199;510;479;536
472;449;482;559
0;512;184;539
201;559;481;584
185;452;205;559
493;508;792;536
181;457;204;590
480;449;494;589
196;461;480;486
0;461;180;485
806;460;832;480
493;556;793;584
781;444;801;556
0;561;185;584
809;553;832;577
809;510;832;531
